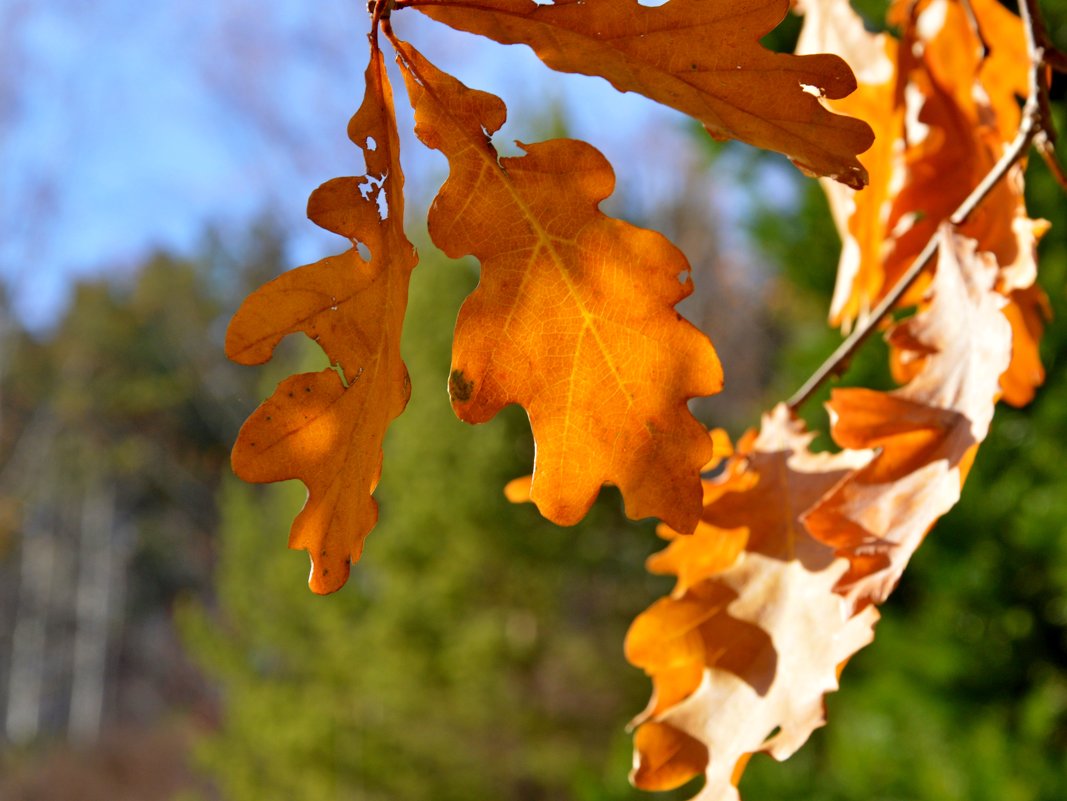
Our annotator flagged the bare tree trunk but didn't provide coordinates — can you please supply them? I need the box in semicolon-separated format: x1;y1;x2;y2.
67;483;116;742
5;507;55;742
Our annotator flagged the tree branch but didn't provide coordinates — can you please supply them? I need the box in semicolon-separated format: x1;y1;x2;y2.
787;0;1063;411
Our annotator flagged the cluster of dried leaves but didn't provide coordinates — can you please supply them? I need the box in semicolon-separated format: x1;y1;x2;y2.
225;0;1063;796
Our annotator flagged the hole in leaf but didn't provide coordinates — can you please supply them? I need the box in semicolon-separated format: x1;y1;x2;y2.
376;186;389;220
357;242;372;262
637;0;669;6
365;136;377;151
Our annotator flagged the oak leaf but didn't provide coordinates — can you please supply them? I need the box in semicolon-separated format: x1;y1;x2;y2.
226;44;417;594
805;228;1012;606
628;231;1015;798
393;37;722;533
798;0;1048;403
999;285;1051;407
410;0;873;187
627;408;877;800
795;0;900;327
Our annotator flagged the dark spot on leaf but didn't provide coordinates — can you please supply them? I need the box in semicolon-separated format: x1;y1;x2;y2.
321;550;327;556
305;386;312;393
322;569;329;576
288;391;294;398
675;312;683;321
449;369;475;403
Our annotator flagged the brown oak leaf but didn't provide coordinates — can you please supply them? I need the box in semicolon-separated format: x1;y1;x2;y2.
805;228;1012;606
627;408;877;799
392;36;722;533
409;0;873;187
226;43;417;594
798;0;1047;403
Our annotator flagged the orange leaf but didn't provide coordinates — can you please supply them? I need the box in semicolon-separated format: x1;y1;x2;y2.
796;0;901;327
410;0;873;188
226;44;417;594
801;0;1045;339
999;285;1051;407
628;232;1015;798
393;38;722;533
646;520;749;598
628;407;876;798
631;721;708;793
806;229;1011;606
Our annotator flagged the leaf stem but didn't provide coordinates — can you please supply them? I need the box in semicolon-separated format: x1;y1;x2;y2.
786;0;1063;411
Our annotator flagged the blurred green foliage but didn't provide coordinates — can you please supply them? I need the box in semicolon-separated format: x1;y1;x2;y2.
179;253;702;801
734;143;1067;800
179;5;1067;799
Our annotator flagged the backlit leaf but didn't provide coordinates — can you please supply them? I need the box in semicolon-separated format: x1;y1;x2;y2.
798;0;1048;402
628;228;1017;799
409;0;874;187
627;408;877;800
227;43;417;594
805;228;1012;606
393;36;722;533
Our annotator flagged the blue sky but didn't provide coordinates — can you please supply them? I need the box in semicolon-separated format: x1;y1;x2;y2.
0;0;745;331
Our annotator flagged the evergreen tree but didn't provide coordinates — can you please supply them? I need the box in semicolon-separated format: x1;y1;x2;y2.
735;154;1067;801
181;252;698;801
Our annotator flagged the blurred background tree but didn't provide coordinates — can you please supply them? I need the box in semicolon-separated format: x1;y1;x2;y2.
0;2;1064;800
0;225;289;799
179;252;680;801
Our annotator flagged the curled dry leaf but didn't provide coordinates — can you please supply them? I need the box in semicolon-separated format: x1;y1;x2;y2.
409;0;873;187
805;228;1012;606
795;0;900;327
797;0;1048;405
393;36;722;533
627;407;877;799
226;44;417;594
628;229;1015;799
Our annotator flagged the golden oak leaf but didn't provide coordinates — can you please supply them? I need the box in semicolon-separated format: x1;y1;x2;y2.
645;516;749;599
393;38;722;533
969;0;1031;139
630;721;709;793
799;0;1047;402
629;233;1014;799
1000;285;1051;407
627;578;778;722
409;0;873;188
889;0;1029;140
900;0;1034;272
805;229;1011;605
884;2;1036;298
227;44;417;594
503;429;733;518
796;0;901;327
628;407;876;800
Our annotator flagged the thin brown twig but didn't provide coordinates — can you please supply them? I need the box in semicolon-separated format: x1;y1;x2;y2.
786;0;1059;411
1036;138;1067;190
368;0;397;48
1024;0;1067;75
